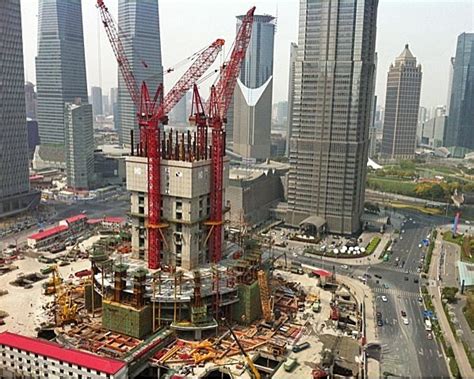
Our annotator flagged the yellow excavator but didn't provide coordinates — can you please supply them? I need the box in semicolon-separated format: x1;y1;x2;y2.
43;265;63;295
222;318;261;379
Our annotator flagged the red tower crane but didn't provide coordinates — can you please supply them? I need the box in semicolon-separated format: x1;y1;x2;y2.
205;6;256;263
97;0;224;269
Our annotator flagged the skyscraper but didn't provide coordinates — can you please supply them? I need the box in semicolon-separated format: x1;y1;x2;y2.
232;14;275;160
446;57;455;115
64;100;95;191
117;0;163;146
24;82;37;120
287;0;378;235
446;33;474;149
36;0;88;146
91;86;103;117
381;45;422;160
0;0;40;218
286;42;298;156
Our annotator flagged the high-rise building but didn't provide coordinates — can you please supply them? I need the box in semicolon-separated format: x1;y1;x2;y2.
381;45;422;160
91;86;103;117
102;95;110;116
169;95;187;125
64;100;95;191
446;33;474;149
0;0;40;218
287;0;378;235
420;116;447;148
286;42;298;157
232;15;275;161
24;82;37;120
117;0;163;146
446;57;455;115
36;0;88;146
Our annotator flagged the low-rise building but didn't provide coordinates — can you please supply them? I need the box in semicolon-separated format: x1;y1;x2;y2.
27;225;69;249
59;214;88;234
0;331;127;379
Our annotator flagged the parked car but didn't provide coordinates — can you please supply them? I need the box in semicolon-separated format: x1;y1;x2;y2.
377;319;383;327
381;296;388;302
292;342;311;353
401;310;407;317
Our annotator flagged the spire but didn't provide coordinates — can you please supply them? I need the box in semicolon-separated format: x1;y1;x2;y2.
397;44;416;61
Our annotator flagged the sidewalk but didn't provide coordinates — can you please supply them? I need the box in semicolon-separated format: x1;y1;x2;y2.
428;229;472;378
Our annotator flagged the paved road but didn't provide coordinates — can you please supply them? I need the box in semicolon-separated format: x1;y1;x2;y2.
287;211;450;378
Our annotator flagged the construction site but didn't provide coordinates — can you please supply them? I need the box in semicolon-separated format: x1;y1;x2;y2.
0;2;370;378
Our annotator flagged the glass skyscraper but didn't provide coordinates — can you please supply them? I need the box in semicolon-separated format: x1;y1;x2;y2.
0;0;40;218
117;0;163;146
446;33;474;149
36;0;88;146
287;0;378;235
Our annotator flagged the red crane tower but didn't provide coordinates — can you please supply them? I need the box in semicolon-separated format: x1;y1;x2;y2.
205;6;256;264
97;0;224;269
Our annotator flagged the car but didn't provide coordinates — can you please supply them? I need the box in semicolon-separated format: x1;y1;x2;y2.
376;311;382;319
418;297;423;303
341;264;348;270
405;270;409;274
417;268;421;273
395;257;400;262
377;319;383;327
404;276;409;281
292;341;311;353
292;252;298;257
414;278;419;283
427;332;433;340
383;283;389;289
363;273;372;279
375;274;382;279
401;310;407;317
466;220;471;225
403;318;409;325
400;237;403;240
381;295;388;302
418;244;422;248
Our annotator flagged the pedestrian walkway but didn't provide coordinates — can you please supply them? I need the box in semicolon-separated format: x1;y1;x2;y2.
372;287;419;298
428;229;472;378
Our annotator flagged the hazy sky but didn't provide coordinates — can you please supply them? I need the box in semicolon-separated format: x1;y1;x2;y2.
20;0;474;109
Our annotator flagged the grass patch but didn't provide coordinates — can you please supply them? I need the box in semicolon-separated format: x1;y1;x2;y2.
423;230;437;274
462;340;474;369
367;176;417;196
366;236;381;255
443;231;464;246
388;202;443;215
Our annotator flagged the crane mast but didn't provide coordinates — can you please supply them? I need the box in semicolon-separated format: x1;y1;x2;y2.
97;0;224;269
206;6;256;263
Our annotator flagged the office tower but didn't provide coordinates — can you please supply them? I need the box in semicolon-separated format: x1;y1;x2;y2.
287;0;378;235
446;57;455;115
64;100;95;191
24;82;37;120
232;15;275;160
368;96;378;159
117;0;163;146
91;86;103;117
169;95;187;125
36;0;88;146
286;42;298;156
446;33;474;149
0;0;40;218
102;95;110;115
420;116;447;148
381;45;422;160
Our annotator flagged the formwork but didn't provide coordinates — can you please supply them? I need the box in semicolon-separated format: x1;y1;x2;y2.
102;300;152;339
232;280;262;324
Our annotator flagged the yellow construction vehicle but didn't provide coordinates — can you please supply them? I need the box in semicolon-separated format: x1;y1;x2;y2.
43;265;63;295
56;288;78;325
222;318;261;379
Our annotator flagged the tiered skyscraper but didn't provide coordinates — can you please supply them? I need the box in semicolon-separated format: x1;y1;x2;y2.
445;33;474;149
0;0;40;218
381;45;422;160
232;15;275;161
117;0;163;146
36;0;88;146
287;0;378;235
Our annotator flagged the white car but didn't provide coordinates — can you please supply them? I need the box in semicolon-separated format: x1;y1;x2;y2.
341;264;349;270
381;295;388;302
418;244;422;248
403;318;409;325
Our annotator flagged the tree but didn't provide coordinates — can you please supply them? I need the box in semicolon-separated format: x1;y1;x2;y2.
442;287;459;304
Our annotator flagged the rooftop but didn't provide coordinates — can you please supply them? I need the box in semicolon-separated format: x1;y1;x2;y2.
28;225;69;241
64;214;87;224
0;332;126;375
457;261;474;287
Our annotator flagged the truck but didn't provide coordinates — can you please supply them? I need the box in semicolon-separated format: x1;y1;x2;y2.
312;301;321;313
284;357;298;372
40;266;54;275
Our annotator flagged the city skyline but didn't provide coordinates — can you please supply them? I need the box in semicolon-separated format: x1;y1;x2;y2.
19;1;473;110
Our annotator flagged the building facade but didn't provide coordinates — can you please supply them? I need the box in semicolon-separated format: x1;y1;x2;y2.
286;42;298;157
0;0;40;219
91;86;103;117
117;0;163;146
64;101;95;191
232;14;275;161
381;45;422;160
36;0;88;146
446;33;474;149
287;0;378;235
420;116;447;148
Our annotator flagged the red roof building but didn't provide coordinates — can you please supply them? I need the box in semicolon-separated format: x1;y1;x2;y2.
63;214;88;224
28;225;69;241
103;216;126;225
0;332;127;377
